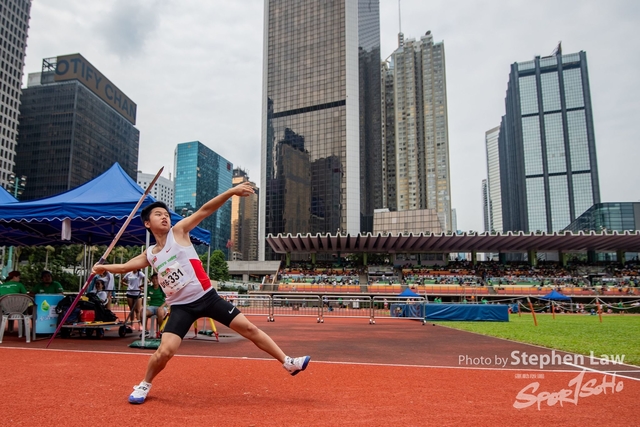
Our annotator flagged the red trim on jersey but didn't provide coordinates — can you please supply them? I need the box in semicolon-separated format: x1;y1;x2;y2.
190;259;211;291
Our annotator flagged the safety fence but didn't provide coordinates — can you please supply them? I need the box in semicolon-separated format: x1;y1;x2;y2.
224;294;428;324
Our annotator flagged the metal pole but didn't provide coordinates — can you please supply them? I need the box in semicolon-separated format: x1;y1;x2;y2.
207;244;211;277
5;177;20;273
140;230;151;346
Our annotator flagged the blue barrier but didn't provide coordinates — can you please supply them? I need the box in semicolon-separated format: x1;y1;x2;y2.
424;304;509;321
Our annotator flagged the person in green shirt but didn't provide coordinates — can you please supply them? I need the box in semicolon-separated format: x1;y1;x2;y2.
0;271;28;295
30;270;64;295
144;273;167;325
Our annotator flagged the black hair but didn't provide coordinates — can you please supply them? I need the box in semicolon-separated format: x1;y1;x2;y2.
7;270;20;280
141;201;170;226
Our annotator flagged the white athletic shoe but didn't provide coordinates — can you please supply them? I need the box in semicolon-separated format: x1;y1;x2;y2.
283;355;311;376
129;381;152;404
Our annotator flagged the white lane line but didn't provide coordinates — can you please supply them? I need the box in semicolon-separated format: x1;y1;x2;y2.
564;362;640;382
4;346;640;376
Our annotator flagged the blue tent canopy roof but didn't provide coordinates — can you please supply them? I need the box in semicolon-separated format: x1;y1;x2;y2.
0;186;18;203
398;288;421;298
0;187;46;245
0;163;210;246
539;290;571;301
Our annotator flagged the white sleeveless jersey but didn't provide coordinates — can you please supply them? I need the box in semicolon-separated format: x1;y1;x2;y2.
146;229;212;305
123;271;145;293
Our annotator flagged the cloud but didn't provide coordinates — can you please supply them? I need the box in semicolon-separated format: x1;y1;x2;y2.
96;0;163;59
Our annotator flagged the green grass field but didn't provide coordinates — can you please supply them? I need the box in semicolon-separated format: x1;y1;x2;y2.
433;314;640;366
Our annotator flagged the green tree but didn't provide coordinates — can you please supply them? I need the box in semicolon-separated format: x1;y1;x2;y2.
201;249;229;281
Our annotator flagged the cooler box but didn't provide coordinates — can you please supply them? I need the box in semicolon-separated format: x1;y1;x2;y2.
80;310;95;322
35;294;65;334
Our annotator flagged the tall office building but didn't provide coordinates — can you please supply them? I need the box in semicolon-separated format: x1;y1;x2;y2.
0;0;31;189
230;168;259;261
484;125;502;232
15;54;139;200
174;141;232;254
499;49;600;233
137;171;174;210
481;179;490;232
260;0;382;260
381;31;452;232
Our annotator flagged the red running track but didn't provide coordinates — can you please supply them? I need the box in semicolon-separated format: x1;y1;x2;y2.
0;316;638;426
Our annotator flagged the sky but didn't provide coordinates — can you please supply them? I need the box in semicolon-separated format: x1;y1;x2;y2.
22;0;640;233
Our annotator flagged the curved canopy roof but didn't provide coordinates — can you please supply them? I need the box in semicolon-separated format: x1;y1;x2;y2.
0;163;210;246
266;230;640;254
0;187;48;246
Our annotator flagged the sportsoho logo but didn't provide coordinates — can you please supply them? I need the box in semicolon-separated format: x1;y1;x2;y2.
513;370;624;410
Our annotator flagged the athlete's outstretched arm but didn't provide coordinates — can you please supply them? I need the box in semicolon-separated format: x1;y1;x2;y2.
174;182;255;237
93;252;150;275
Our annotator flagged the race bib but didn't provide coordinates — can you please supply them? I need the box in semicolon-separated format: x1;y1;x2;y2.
158;262;187;296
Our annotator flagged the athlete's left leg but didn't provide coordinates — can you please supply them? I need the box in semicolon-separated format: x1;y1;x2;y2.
228;314;286;363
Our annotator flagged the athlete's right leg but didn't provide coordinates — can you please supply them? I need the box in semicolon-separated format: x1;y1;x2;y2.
144;332;181;383
129;333;182;404
129;304;195;404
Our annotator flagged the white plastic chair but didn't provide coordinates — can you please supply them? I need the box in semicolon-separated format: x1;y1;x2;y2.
0;294;34;343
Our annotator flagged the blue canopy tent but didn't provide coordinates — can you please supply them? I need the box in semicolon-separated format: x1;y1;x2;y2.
0;187;54;246
539;290;571;301
398;288;421;298
0;186;17;203
0;163;210;247
392;287;423;318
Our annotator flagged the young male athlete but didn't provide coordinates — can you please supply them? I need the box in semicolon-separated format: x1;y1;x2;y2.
92;182;310;404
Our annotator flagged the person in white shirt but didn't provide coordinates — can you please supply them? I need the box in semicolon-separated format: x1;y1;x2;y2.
122;269;146;330
94;281;108;305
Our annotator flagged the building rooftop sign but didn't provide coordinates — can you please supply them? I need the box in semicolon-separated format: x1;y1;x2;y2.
51;53;137;125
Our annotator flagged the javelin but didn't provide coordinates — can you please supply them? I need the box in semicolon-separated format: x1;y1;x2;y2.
46;166;164;348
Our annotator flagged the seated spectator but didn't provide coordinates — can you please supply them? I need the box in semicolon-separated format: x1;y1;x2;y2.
0;271;27;295
30;270;64;295
93;281;108;305
96;270;115;310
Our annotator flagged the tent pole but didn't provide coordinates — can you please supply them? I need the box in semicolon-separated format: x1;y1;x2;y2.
140;231;150;346
82;244;88;292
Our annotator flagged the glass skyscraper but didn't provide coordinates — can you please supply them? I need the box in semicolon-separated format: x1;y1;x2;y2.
260;0;382;260
484;125;502;232
499;50;600;233
381;31;452;232
564;202;640;233
174;141;232;255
